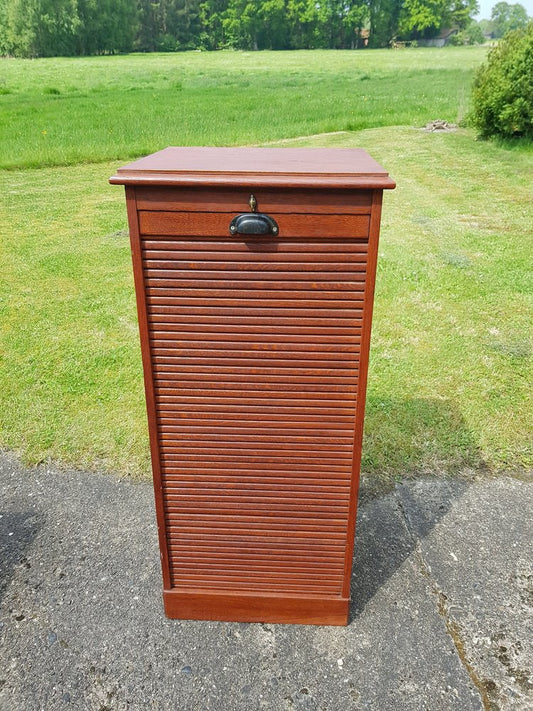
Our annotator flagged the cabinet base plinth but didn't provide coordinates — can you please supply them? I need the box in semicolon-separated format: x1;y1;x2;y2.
163;589;350;626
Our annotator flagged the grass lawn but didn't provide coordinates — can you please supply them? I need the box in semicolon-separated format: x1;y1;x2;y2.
1;47;485;169
1;48;531;484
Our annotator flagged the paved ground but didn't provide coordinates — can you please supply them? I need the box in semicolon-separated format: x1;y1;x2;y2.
1;452;531;710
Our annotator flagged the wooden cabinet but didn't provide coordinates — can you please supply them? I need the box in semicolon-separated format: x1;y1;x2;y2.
110;147;395;625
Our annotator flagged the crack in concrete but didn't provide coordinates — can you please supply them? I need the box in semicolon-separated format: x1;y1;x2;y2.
395;491;494;711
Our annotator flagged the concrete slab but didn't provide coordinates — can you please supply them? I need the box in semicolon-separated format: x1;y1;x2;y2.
397;479;533;711
1;453;531;710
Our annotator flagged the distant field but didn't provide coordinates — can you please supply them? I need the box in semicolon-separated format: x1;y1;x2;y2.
1;48;531;484
0;47;487;169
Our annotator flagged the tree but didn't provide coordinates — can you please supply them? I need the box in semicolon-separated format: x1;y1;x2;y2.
399;0;479;40
258;0;290;49
0;0;38;56
343;1;369;48
399;0;449;38
449;0;479;31
285;0;318;48
198;0;230;49
1;0;80;57
136;0;168;51
491;2;529;38
478;17;493;36
222;0;263;49
0;1;6;55
168;0;202;49
463;20;485;43
0;0;488;56
75;0;137;54
313;1;367;49
368;0;402;47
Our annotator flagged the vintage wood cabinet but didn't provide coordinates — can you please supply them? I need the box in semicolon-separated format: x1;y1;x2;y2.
110;147;395;625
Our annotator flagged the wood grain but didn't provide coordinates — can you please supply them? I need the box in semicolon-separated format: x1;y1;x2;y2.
113;147;394;625
139;210;370;238
145;229;362;605
110;146;396;192
134;187;372;214
162;589;350;625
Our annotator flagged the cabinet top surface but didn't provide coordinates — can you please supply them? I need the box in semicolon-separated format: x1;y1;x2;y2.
110;147;395;189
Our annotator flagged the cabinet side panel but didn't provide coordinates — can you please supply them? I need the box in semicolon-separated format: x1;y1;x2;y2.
342;190;384;598
125;186;171;590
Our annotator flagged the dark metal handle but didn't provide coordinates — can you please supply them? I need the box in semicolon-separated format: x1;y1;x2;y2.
229;213;278;236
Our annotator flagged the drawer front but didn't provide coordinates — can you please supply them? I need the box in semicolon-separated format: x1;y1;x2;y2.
138;212;369;597
135;186;373;214
139;210;370;239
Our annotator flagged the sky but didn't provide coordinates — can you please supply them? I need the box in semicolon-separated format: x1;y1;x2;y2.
476;0;533;20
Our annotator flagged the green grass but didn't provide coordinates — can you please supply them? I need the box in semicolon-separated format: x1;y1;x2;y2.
0;47;486;169
0;163;148;473
343;128;533;479
1;48;531;483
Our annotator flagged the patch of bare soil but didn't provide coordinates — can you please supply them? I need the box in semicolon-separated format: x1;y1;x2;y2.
422;119;458;132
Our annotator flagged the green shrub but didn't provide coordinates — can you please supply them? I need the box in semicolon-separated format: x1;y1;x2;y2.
469;21;533;139
447;32;464;46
